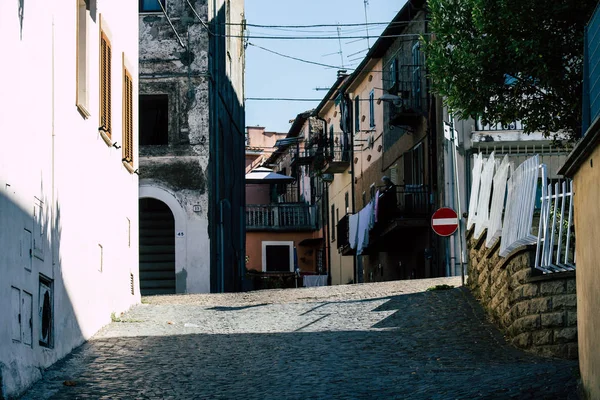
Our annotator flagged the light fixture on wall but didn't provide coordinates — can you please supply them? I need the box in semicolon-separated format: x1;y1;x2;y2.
134;169;140;175
112;142;121;149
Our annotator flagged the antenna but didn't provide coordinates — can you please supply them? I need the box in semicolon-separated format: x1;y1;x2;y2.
364;0;371;50
337;24;345;68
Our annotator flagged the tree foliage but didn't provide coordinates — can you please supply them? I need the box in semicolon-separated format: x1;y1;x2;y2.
425;0;597;139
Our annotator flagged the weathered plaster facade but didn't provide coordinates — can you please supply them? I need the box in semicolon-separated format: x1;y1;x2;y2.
1;0;140;397
139;0;245;294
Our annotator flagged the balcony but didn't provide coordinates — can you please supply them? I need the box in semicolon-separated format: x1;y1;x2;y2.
387;65;426;127
335;184;430;255
290;146;316;166
246;203;317;231
322;133;351;174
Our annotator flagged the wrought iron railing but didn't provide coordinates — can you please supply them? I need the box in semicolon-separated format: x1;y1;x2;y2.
246;203;317;231
324;133;351;163
379;184;430;219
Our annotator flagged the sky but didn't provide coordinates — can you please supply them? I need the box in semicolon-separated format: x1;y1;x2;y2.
244;0;405;133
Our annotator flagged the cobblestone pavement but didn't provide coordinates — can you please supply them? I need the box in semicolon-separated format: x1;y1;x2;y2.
21;277;579;399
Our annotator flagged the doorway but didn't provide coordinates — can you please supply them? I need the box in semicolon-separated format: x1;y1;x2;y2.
139;198;176;295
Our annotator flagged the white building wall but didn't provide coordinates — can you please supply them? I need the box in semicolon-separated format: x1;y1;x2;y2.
0;0;139;397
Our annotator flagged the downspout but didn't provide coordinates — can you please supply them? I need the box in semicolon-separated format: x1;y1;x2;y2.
316;115;332;285
348;95;358;283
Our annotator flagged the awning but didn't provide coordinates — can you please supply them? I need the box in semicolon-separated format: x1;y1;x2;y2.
274;137;302;147
245;167;295;184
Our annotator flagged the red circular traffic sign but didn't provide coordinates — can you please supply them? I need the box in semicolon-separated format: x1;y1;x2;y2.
431;207;459;237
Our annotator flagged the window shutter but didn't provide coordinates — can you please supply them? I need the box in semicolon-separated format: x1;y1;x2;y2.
100;32;112;137
123;67;134;167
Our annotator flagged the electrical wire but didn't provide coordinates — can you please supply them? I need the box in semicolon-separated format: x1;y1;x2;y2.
227;33;425;40
222;21;412;28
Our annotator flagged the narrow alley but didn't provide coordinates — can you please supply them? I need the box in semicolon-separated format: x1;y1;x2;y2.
20;277;577;399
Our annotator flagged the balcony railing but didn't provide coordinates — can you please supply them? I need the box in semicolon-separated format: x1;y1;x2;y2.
322;133;351;173
246;203;317;231
290;146;316;166
379;184;430;219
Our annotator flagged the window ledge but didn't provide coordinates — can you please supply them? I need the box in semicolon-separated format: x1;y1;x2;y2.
122;161;135;174
99;130;112;147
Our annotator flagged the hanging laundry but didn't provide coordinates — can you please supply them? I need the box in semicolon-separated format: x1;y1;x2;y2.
349;213;359;249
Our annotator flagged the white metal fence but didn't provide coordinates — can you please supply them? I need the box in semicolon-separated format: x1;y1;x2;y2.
473;152;496;240
486;155;511;248
467;153;576;273
534;179;576;273
499;155;541;257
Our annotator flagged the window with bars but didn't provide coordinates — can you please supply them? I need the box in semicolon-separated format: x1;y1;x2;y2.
122;64;134;169
100;31;112;139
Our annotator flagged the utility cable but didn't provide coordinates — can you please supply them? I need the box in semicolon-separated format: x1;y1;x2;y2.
185;0;212;34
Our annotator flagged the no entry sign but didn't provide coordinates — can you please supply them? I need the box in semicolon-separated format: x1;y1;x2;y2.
431;207;459;237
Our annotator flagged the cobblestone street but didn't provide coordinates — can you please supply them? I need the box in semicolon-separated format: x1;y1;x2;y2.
21;277;579;399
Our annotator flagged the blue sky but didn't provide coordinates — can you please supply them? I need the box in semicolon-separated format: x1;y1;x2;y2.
244;0;405;133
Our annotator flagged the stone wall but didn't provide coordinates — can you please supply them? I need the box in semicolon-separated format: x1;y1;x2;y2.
467;229;577;359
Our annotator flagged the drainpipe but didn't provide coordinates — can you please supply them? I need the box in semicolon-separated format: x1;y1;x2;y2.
348;96;357;283
315;115;332;285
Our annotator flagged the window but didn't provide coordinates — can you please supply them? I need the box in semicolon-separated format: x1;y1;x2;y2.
404;143;425;185
389;58;398;89
354;95;360;133
139;0;165;13
369;90;375;128
39;276;53;348
122;62;134;169
344;192;349;213
100;29;112;139
76;0;90;117
139;95;169;145
262;241;294;272
412;43;421;109
331;204;336;241
33;198;44;260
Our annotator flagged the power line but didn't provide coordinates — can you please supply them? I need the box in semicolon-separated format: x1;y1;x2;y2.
248;42;349;69
223;21;412;28
222;33;426;40
246;97;322;101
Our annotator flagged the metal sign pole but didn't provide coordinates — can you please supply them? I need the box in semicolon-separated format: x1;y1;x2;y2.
450;114;466;286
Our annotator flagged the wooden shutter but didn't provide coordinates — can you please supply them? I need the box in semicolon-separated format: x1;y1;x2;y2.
100;31;112;137
123;66;133;167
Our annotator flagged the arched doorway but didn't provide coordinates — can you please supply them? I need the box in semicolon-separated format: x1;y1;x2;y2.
139;198;176;295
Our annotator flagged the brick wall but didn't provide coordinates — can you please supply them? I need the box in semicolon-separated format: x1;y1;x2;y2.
467;229;577;359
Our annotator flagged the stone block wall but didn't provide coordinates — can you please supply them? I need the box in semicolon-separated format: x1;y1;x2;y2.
467;229;577;359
